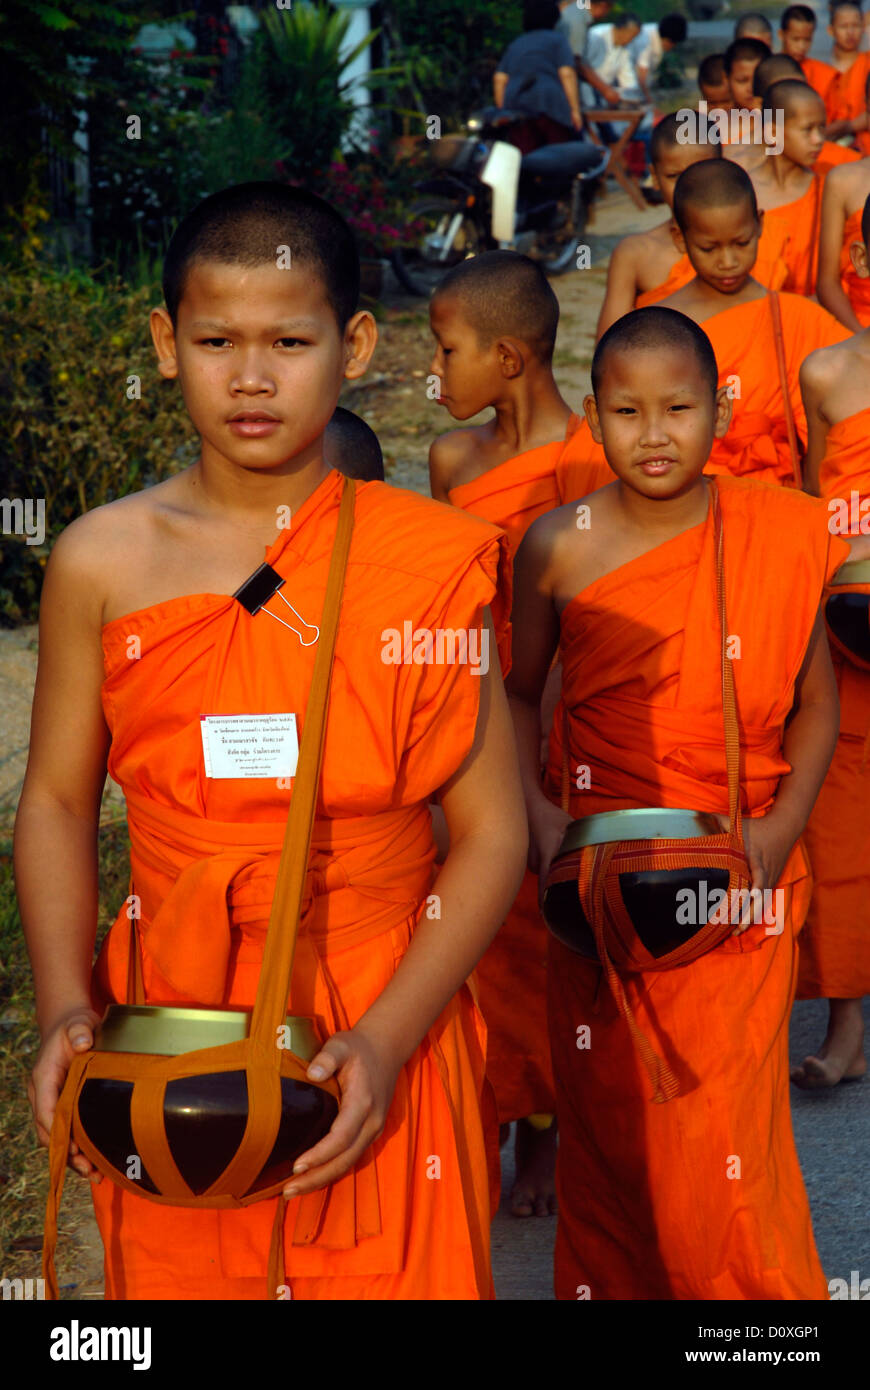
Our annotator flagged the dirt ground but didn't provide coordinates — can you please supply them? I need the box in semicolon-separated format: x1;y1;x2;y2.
0;186;657;1297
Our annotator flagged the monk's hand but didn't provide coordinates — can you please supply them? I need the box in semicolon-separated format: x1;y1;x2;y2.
282;1026;400;1198
528;798;572;902
28;1006;103;1181
731;814;796;935
844;534;870;564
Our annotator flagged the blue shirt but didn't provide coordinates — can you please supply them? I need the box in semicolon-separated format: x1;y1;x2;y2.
498;30;576;128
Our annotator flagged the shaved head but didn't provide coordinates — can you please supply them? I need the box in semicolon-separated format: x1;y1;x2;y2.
162;181;359;328
761;76;825;120
735;12;773;43
672;159;759;232
325;407;384;482
753;52;804;96
432;250;560;363
592;307;719;400
723;36;770;72
650;111;725;165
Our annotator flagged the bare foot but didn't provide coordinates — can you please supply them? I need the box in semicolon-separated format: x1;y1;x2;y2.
509;1116;558;1217
791;998;867;1089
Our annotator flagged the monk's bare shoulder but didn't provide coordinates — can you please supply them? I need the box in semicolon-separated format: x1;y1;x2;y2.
829;158;870;203
520;486;616;594
428;424;491;498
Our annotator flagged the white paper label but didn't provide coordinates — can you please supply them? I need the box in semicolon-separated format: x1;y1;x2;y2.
200;713;298;779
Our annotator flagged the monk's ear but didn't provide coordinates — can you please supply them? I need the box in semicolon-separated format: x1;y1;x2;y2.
713;384;732;438
584;393;604;444
669;221;687;254
343;309;378;381
850;240;870;279
150;307;178;380
496;337;524;378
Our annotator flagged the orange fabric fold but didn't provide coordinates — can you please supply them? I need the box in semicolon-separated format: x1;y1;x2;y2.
799;406;870;999
544;475;846;1298
839;206;870;327
699;293;850;485
634;223;790;310
759;175;823;296
816;139;862;176
88;468;510;1300
825;53;870;125
800;56;836;104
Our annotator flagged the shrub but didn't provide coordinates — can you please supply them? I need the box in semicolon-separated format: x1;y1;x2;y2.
0;266;196;626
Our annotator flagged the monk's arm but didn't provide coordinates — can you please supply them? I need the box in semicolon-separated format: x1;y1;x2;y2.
493;70;509;107
816;173;862;329
743;611;839;892
505;517;570;881
283;611;528;1196
798;351;835;496
14;522;111;1170
428;436;454;503
596;238;641;340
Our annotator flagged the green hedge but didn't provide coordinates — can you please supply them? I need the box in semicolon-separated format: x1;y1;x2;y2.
0;267;196;626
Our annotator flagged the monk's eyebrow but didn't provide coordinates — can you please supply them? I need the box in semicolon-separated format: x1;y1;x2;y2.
189;319;321;332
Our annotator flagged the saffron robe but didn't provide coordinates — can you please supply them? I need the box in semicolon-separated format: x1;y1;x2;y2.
544;476;849;1299
816;139;862;176
799;406;870;998
757;175;823;296
799;56;836;104
701;292;850;485
447;414;608;1123
90;468;512;1300
839;206;870;326
825;53;870;125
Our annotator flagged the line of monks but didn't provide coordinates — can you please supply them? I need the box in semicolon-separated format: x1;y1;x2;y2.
19;47;870;1295
423;14;870;1298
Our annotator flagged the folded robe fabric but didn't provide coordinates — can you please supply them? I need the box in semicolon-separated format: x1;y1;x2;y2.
701;292;849;485
816;140;862;176
448;414;609;1124
839;206;870;327
758;175;823;296
824;53;870;125
89;468;512;1300
800;56;836;104
543;476;848;1299
799;405;870;999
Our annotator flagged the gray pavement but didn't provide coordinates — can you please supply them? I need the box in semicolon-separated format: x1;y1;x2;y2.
491;998;870;1300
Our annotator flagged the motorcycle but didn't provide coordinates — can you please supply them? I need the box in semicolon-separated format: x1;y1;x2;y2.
390;107;609;297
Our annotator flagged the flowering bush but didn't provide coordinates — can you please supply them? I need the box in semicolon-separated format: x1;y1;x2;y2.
301;147;428;258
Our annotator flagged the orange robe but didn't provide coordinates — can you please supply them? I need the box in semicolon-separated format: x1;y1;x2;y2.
701;292;850;485
447;415;608;1124
816;139;862;175
545;476;848;1299
799;406;870;999
839;206;870;325
799;56;836;104
825;53;870;125
635;224;790;309
758;175;823;296
90;469;511;1300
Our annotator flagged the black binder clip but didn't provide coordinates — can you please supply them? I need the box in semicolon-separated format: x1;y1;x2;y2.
233;563;319;646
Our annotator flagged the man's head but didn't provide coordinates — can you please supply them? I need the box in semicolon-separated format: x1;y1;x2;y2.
428;250;560;419
659;13;688;49
650;112;724;208
779;4;816;61
699;53;731;106
829;0;864;53
724;37;771;107
324;407;385;482
524;0;561;32
672;158;762;294
152;182;377;475
586;307;729;496
735;12;774;46
613;12;641;45
762;78;825;166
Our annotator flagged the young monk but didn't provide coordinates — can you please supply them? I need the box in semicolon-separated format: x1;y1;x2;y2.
596;115;724;335
794;213;870;1086
16;181;529;1301
735;12;773;48
655;160;848;485
780;3;836;103
428;251;610;1218
698;52;731;109
324;405;384;481
753;54;860;176
749;79;826;295
723;36;770;115
825;0;870;135
508;304;847;1300
817;156;870;328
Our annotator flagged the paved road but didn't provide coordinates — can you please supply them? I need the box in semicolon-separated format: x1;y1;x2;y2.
491;998;870;1299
